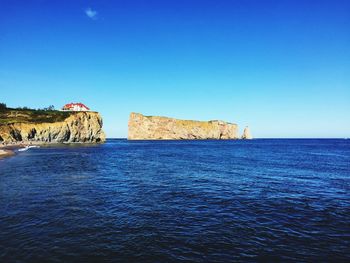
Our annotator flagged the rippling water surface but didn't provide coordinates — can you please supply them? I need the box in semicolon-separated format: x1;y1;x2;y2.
1;139;349;262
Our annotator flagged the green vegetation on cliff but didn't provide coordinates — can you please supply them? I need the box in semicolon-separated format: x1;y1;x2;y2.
0;107;72;125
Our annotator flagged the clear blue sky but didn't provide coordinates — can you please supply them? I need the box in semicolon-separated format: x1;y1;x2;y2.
1;0;349;138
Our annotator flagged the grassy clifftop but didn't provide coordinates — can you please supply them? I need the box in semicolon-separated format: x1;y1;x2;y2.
0;108;73;125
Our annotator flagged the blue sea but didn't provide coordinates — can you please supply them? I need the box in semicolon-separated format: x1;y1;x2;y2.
1;139;349;262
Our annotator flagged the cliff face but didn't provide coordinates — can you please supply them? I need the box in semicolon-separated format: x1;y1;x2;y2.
128;112;239;140
0;112;106;143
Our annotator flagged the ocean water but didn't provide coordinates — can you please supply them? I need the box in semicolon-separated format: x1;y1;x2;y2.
0;139;349;262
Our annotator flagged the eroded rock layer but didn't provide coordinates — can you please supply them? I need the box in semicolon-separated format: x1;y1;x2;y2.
128;112;238;140
0;112;106;143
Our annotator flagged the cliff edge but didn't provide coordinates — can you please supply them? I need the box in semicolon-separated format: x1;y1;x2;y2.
0;111;106;143
128;112;239;140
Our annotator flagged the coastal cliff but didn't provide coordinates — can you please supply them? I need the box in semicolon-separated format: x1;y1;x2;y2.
0;111;106;143
128;112;239;140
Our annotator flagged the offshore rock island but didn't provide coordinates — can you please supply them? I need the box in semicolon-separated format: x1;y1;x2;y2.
128;112;248;140
0;104;106;144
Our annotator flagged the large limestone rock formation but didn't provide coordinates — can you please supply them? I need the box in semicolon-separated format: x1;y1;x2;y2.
128;112;239;140
241;126;253;139
0;112;106;143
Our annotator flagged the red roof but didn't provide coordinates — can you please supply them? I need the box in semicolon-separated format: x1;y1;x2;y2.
62;103;90;110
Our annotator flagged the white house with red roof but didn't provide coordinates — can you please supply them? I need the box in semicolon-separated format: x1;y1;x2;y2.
62;103;90;111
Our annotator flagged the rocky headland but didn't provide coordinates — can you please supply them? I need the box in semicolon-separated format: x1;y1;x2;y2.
128;112;241;140
0;111;106;144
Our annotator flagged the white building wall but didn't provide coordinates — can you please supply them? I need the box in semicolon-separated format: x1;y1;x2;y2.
72;105;88;111
62;104;89;111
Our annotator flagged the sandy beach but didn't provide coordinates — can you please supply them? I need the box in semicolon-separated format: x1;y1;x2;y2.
0;141;45;159
0;149;15;158
0;141;98;159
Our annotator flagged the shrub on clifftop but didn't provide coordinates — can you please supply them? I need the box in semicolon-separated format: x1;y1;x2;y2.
0;103;7;111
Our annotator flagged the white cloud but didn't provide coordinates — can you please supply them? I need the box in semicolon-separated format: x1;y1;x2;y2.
85;8;97;20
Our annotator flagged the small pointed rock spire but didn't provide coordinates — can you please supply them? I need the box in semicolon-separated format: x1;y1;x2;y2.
242;126;253;139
